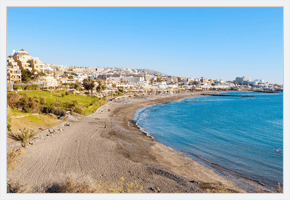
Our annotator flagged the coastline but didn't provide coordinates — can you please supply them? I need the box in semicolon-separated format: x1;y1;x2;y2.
8;91;248;193
106;91;247;192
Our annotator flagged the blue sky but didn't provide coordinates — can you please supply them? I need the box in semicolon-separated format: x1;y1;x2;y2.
7;7;283;84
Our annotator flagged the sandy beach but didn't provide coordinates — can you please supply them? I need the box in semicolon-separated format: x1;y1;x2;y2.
8;91;246;193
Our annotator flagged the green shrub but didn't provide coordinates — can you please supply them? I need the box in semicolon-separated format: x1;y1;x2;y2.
42;107;66;116
7;93;21;109
62;100;78;109
24;84;40;90
7;123;12;132
72;100;78;107
39;97;45;105
50;99;62;107
14;95;43;113
8;128;36;148
13;85;24;90
74;107;83;115
48;113;57;119
55;108;66;116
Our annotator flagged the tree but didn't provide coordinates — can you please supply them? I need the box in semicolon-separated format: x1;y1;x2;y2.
68;76;74;80
96;79;106;92
38;72;47;77
62;83;68;89
83;78;95;95
21;69;32;82
74;80;81;90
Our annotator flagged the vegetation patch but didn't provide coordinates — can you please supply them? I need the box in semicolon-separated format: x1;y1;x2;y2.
24;115;41;123
11;109;26;116
8;90;106;115
205;185;237;193
7;148;26;172
8;128;37;147
7;174;143;193
9;113;60;136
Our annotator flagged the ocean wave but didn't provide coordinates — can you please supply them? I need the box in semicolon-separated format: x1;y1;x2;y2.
134;105;153;121
135;119;155;140
267;119;283;126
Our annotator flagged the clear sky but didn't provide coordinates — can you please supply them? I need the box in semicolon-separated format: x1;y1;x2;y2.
7;7;283;84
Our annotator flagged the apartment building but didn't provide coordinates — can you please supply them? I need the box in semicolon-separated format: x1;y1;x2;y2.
7;57;21;82
7;67;21;82
235;76;250;85
208;79;214;84
10;49;45;72
12;49;32;71
200;77;209;83
30;57;45;73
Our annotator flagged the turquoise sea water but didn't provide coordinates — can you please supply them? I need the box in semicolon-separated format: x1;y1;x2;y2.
134;92;283;192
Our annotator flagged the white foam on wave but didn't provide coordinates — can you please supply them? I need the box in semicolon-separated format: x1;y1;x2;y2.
134;105;152;120
136;122;155;140
267;119;283;126
134;105;155;140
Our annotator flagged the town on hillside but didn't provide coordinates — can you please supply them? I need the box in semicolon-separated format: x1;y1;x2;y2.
7;49;283;97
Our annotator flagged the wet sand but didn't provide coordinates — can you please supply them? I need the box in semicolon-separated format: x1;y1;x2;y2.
8;91;246;193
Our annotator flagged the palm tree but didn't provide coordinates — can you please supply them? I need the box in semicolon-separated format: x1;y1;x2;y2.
8;128;36;147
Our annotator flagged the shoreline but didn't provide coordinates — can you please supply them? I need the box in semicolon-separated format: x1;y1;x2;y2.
8;90;251;193
125;90;279;193
108;90;248;192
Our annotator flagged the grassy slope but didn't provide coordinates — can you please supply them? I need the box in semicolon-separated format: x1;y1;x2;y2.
8;112;60;144
9;90;106;115
7;90;107;143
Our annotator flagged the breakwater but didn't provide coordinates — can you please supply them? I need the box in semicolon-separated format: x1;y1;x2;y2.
201;93;254;97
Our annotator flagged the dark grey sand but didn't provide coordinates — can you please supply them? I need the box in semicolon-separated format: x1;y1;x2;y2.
7;91;246;193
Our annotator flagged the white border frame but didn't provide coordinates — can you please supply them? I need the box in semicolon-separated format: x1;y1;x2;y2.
1;1;289;200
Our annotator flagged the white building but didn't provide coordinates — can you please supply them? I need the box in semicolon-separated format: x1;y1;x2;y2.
214;79;224;84
74;73;88;82
108;76;145;83
40;75;58;87
235;76;250;84
43;64;54;74
213;83;235;89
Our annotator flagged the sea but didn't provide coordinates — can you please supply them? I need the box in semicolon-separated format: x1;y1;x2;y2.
134;92;283;192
